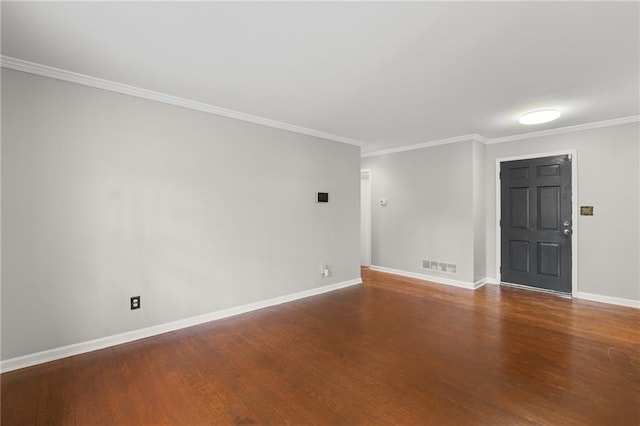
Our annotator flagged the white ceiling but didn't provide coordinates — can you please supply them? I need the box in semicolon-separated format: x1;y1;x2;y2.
2;2;639;154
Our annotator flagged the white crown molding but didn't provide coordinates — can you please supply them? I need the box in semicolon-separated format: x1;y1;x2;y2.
0;55;365;147
361;134;486;158
361;116;639;158
473;134;489;144
0;277;362;373
369;265;484;290
3;56;637;154
487;115;640;145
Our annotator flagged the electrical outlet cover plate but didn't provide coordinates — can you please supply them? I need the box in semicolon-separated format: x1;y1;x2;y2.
130;296;140;310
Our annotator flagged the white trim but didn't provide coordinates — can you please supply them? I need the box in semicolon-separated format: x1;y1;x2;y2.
0;56;365;147
487;116;640;145
576;292;640;309
474;134;490;144
472;279;487;289
369;265;484;290
485;278;500;285
361;134;485;158
360;169;372;267
3;56;637;155
360;116;640;158
0;278;362;373
495;150;579;297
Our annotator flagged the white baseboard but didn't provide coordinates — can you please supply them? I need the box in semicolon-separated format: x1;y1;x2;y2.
483;280;638;308
472;279;487;289
576;292;640;309
369;265;484;290
1;278;362;373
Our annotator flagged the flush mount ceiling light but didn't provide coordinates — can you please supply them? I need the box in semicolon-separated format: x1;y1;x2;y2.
518;109;561;125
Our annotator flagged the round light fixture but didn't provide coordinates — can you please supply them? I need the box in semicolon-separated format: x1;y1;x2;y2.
519;109;561;125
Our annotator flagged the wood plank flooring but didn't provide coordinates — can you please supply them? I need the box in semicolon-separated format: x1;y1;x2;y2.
2;268;639;425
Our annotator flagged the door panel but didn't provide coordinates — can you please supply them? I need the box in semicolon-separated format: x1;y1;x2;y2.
509;240;530;272
537;242;560;277
537;164;560;177
509;166;530;179
501;155;572;293
537;186;560;230
509;188;529;228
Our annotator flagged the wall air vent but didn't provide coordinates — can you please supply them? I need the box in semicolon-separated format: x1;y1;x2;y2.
422;259;457;275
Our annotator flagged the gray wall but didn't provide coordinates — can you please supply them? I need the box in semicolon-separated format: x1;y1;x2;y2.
1;69;361;360
362;122;639;302
472;141;486;282
361;141;475;283
485;122;640;301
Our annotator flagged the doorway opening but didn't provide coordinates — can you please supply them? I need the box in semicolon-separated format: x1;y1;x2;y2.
496;151;578;296
361;169;371;266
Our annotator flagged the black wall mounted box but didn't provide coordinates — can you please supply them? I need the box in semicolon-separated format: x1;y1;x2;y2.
317;192;329;203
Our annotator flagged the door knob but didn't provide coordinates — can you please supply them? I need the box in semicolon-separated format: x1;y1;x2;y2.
563;229;571;236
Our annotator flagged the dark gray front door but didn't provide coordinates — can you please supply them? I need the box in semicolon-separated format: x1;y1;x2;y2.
500;155;572;293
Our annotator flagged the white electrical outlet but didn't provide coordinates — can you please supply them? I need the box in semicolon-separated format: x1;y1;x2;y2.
320;265;330;277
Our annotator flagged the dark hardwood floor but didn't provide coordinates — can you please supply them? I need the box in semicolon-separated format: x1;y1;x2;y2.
2;268;639;425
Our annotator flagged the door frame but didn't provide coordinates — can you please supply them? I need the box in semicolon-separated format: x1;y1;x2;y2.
495;150;578;296
361;169;372;266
